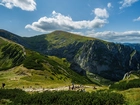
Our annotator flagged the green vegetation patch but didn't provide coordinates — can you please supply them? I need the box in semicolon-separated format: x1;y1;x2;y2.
120;88;140;105
110;79;140;90
0;39;25;70
0;89;125;105
23;50;46;70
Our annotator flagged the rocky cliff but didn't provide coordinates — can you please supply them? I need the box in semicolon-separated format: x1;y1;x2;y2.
74;40;140;81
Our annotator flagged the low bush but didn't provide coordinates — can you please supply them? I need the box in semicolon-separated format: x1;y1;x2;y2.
0;89;125;105
110;79;140;90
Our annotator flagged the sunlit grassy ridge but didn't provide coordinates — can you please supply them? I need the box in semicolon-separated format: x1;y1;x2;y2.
45;31;95;48
0;37;25;70
23;31;97;51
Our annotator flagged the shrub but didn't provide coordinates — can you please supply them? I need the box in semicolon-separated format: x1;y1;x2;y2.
110;79;140;90
0;89;125;105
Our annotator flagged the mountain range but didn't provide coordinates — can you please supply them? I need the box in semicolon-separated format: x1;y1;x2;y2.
0;29;140;83
124;43;140;51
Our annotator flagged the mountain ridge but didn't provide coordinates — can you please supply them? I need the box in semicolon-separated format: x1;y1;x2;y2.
124;43;140;51
0;29;140;81
0;37;25;70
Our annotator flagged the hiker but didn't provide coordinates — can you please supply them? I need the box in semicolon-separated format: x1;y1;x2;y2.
2;83;5;88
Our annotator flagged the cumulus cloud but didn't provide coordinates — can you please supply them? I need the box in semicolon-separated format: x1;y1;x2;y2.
25;10;109;32
0;0;36;11
93;8;109;18
119;0;139;9
107;3;112;8
86;30;140;43
133;16;140;21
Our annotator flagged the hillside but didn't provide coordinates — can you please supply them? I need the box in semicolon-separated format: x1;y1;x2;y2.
1;30;140;82
23;31;97;61
110;70;140;90
0;36;92;88
0;37;25;70
24;31;140;81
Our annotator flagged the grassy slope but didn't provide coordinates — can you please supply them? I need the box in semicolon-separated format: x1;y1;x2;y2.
0;37;25;70
0;65;71;88
110;71;140;90
0;37;92;88
120;88;140;105
45;31;96;48
0;55;92;89
110;71;140;105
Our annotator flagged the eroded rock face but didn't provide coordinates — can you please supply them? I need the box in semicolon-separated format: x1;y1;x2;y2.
74;40;140;81
38;39;140;81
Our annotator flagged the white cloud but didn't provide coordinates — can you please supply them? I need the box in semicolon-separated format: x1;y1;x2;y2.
86;30;140;43
133;17;140;21
93;8;109;18
107;3;112;8
119;0;139;9
0;0;36;11
25;10;109;32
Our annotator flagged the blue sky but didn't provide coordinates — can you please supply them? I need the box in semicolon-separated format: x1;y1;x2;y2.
0;0;140;43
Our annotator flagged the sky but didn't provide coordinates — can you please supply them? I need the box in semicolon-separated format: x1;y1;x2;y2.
0;0;140;43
